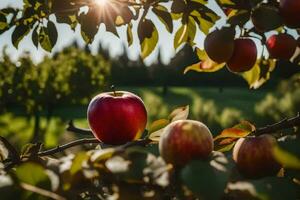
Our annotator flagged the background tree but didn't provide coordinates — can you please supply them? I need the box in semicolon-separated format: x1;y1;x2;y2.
0;45;110;142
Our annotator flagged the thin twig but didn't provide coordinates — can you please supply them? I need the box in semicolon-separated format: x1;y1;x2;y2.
37;138;152;157
66;120;92;135
253;112;300;136
38;138;100;157
20;182;66;200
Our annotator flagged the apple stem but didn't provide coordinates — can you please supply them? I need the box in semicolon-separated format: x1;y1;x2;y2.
111;85;116;96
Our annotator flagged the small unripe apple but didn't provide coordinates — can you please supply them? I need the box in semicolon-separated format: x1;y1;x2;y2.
87;91;147;145
226;39;257;73
204;27;235;63
266;34;297;60
159;120;213;166
233;134;281;179
279;0;300;28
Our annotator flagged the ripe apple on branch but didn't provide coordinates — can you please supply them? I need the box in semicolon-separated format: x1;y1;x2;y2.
87;87;147;145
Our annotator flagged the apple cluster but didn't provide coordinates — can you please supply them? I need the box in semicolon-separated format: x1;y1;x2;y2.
87;91;281;179
204;0;299;73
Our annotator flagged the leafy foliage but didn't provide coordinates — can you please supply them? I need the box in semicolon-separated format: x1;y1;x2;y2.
0;0;299;88
0;106;300;199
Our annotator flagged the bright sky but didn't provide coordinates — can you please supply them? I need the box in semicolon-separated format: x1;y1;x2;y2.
0;0;215;65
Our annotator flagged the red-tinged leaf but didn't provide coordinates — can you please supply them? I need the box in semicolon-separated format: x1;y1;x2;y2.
214;121;255;141
218;137;238;145
184;48;225;74
215;142;236;152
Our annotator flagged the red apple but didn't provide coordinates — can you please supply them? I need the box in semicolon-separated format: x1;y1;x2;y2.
204;27;235;63
159;120;213;166
266;33;297;60
279;0;300;28
297;37;300;47
87;91;147;145
226;38;257;73
233;134;281;178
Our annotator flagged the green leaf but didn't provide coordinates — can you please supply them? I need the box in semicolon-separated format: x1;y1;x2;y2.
181;152;230;200
228;177;298;200
12;24;30;48
56;14;78;30
126;22;133;46
191;10;219;34
148;119;170;133
90;148;116;163
242;59;276;89
39;26;52;52
138;19;159;59
32;25;39;48
15;162;51;188
187;17;196;45
80;7;100;44
153;5;173;33
47;20;58;48
174;23;188;50
217;0;235;6
70;152;89;176
123;148;149;181
227;9;250;26
273;137;300;169
0;13;7;30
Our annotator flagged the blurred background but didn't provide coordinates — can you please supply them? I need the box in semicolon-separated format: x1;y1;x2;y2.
1;41;300;150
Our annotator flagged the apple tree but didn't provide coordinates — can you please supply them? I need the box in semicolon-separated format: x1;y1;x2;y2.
1;0;300;199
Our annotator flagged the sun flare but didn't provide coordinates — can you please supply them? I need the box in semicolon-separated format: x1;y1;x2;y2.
94;0;110;6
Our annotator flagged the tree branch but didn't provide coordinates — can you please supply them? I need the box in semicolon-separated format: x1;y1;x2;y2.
66;120;92;135
20;182;66;200
253;112;300;136
38;138;100;157
37;138;152;157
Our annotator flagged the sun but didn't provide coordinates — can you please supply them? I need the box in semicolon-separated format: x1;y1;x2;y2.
94;0;110;7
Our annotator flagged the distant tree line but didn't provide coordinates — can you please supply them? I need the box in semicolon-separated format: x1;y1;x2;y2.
105;44;299;89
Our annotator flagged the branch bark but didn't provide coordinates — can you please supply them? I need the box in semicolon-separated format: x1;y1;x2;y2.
20;182;66;200
5;114;300;168
66;120;92;135
38;138;100;157
253;112;300;136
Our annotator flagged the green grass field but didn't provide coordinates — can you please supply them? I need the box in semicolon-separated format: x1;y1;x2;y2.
0;86;270;148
